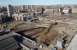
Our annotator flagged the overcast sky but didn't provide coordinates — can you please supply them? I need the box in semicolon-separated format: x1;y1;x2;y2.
0;0;77;5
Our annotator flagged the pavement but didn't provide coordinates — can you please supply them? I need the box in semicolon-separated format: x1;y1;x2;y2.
66;34;77;50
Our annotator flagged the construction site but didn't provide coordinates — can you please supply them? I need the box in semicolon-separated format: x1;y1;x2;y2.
0;5;77;50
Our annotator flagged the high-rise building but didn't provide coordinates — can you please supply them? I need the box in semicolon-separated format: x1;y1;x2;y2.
7;5;14;17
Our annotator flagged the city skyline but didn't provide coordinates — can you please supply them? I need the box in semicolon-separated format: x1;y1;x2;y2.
0;0;77;6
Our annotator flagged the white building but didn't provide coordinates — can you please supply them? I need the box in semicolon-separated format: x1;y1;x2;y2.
7;5;10;16
13;13;24;21
63;7;70;14
7;5;14;17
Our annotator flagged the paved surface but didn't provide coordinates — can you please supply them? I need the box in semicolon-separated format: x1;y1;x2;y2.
67;34;77;50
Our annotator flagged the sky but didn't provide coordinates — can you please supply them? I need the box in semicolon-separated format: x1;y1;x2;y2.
0;0;77;6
